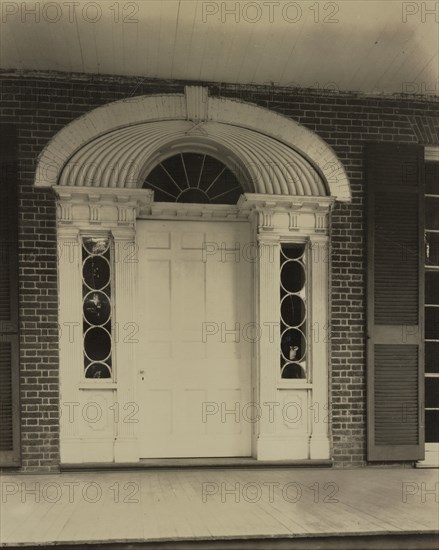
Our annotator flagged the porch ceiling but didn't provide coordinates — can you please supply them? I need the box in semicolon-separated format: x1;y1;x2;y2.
1;0;437;96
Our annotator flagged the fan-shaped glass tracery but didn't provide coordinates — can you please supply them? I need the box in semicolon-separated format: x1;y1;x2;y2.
143;153;243;204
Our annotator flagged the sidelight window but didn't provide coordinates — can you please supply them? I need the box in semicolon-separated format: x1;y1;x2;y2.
82;237;113;379
280;243;307;379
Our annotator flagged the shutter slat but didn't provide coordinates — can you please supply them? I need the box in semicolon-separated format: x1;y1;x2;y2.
0;124;20;466
0;340;14;450
374;345;418;446
374;192;418;325
367;143;424;462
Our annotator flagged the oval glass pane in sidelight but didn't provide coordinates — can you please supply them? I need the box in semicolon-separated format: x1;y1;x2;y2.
83;291;111;326
84;327;111;362
83;256;110;290
280;328;306;362
281;294;306;328
281;260;305;294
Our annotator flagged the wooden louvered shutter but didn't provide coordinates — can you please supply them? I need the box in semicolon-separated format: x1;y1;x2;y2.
367;143;424;461
0;125;20;465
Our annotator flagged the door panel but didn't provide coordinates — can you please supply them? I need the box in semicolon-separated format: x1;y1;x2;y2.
137;220;252;457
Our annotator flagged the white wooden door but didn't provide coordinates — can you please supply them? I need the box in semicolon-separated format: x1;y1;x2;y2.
136;220;253;457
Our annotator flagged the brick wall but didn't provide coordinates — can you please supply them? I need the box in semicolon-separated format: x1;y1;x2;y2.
1;71;438;471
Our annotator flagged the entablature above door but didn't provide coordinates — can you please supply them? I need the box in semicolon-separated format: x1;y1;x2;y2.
54;186;334;235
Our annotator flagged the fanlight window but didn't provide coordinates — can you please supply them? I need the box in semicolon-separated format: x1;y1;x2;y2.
143;153;243;204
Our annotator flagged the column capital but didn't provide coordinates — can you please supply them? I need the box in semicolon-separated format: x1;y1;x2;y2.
111;226;136;241
257;233;280;245
58;226;80;240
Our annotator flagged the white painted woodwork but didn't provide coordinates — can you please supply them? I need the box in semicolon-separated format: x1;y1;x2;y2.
52;87;341;462
2;1;437;96
112;226;139;462
254;234;284;459
56;188;144;463
56;120;327;197
34;87;350;202
425;146;439;162
56;186;334;462
136;220;253;458
417;443;439;468
309;236;331;459
240;195;333;460
58;227;83;463
78;390;115;462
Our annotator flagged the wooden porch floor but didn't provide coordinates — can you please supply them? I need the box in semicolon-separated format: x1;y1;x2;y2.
1;467;438;548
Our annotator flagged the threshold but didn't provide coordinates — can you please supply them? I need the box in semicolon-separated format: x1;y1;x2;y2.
61;457;333;471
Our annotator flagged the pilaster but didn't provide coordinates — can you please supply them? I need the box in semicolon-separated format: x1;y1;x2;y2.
57;226;82;462
309;236;331;459
239;194;333;460
112;225;140;462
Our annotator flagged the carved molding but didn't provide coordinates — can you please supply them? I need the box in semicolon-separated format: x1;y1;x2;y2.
238;193;334;235
53;186;153;229
315;212;326;232
58;201;73;224
54;187;333;236
35;88;351;202
89;200;101;224
288;211;299;231
185;86;209;123
54;120;327;198
140;202;250;221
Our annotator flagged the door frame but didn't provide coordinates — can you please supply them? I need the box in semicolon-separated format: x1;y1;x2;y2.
55;187;334;463
39;86;349;464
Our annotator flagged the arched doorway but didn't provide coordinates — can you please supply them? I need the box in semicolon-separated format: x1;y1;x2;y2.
35;86;350;463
